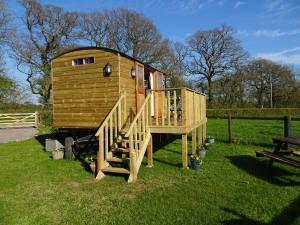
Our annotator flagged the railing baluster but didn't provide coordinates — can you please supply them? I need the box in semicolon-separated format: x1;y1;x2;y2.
109;118;113;146
161;91;165;126
114;111;117;137
167;91;171;125
134;124;138;152
155;91;159;125
105;124;108;159
142;109;145;138
118;104;122;131
174;91;177;126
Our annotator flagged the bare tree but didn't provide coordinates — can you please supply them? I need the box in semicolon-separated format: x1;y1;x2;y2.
187;25;248;106
158;41;188;87
0;0;13;73
79;8;164;65
245;59;296;108
10;0;78;106
78;12;109;47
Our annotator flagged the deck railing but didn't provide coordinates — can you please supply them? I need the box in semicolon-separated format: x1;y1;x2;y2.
95;92;127;174
125;93;152;183
150;88;206;132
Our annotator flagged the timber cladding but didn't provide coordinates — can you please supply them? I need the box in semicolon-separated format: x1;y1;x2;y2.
52;48;121;129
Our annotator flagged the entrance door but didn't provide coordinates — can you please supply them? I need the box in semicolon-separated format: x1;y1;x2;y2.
136;63;145;112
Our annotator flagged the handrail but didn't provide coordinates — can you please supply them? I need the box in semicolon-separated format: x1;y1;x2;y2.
95;93;126;136
152;87;206;96
124;93;151;138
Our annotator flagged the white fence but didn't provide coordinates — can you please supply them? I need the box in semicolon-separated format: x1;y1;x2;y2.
0;112;38;128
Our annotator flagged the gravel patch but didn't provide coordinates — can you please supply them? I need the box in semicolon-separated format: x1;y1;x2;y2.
0;127;37;143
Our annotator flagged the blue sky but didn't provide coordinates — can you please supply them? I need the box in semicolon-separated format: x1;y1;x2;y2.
5;0;300;89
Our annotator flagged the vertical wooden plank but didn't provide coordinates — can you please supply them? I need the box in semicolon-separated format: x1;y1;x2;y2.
128;132;136;183
118;104;122;130
97;131;104;170
167;91;171;125
161;91;165;126
146;100;149;128
134;124;138;151
35;112;39;128
114;112;117;137
109;118;113;146
182;134;188;169
203;123;207;143
192;129;197;155
123;92;127;122
182;89;187;128
147;135;153;168
142;110;145;137
174;91;177;126
105;124;108;158
198;125;203;145
148;96;152;126
155;91;159;125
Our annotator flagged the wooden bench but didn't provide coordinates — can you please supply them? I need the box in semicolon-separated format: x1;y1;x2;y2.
256;151;300;168
256;136;300;169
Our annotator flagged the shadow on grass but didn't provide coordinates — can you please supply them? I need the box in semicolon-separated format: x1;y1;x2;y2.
222;195;300;225
153;157;182;168
227;155;300;186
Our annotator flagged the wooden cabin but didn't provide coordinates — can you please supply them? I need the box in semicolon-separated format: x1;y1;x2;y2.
51;46;207;182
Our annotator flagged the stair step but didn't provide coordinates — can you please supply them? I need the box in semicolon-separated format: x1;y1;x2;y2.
107;156;130;163
102;167;130;174
111;147;130;153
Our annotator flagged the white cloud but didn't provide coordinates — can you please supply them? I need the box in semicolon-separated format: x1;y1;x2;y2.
257;46;300;65
234;1;245;8
264;0;300;16
237;29;300;37
254;29;300;37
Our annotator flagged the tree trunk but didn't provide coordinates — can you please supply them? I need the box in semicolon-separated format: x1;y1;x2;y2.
207;78;213;107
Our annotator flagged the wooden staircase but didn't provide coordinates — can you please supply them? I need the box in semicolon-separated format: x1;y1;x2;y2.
95;93;153;183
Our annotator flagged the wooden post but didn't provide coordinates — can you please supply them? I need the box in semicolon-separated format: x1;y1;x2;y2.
147;135;153;167
96;133;105;180
284;116;291;150
197;125;203;145
34;111;39;128
228;114;232;144
182;134;188;169
192;129;197;155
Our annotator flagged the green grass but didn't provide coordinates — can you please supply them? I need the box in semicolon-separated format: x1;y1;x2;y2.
208;119;300;146
0;120;299;225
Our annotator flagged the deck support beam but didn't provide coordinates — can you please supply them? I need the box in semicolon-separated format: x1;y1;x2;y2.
192;129;197;155
147;135;153;167
197;125;203;145
182;134;188;169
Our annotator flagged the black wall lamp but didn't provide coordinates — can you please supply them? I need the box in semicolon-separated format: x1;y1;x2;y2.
104;63;112;76
131;67;136;78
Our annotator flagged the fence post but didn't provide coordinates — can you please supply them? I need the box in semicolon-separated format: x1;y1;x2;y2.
35;111;39;128
228;113;232;144
284;116;291;150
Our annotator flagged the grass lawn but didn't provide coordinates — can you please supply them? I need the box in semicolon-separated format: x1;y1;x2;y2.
0;120;299;225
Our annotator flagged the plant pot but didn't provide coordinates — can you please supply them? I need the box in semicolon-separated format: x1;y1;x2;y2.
89;161;96;174
198;150;206;158
190;159;201;170
52;149;64;160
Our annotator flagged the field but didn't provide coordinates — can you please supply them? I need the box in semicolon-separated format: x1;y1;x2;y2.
0;119;299;225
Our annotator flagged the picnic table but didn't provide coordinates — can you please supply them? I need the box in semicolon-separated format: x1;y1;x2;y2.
256;136;300;169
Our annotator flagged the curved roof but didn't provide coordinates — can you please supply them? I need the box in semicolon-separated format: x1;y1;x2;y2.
52;46;165;74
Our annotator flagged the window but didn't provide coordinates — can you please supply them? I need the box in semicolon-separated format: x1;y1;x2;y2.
85;57;94;64
138;65;144;89
72;57;94;66
157;72;164;88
